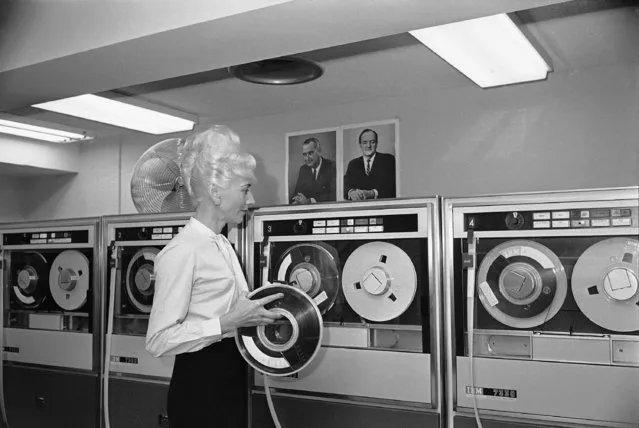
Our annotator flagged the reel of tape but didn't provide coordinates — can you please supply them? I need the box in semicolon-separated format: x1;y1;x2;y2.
235;284;323;377
49;250;90;311
125;247;160;313
572;237;639;332
476;240;568;329
12;251;49;309
341;241;417;322
274;243;339;314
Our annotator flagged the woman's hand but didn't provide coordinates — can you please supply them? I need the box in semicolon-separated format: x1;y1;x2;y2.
220;291;284;333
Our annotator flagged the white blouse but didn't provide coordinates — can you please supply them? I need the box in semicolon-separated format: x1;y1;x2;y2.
145;217;248;357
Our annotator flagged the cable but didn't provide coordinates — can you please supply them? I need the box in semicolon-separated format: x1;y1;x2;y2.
0;255;10;428
467;269;483;428
465;231;483;428
263;375;283;428
103;244;119;428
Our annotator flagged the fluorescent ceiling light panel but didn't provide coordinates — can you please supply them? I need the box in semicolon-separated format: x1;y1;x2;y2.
410;14;550;88
0;118;89;143
33;94;196;135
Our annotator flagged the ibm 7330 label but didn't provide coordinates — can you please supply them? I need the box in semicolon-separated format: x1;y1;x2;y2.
466;386;517;401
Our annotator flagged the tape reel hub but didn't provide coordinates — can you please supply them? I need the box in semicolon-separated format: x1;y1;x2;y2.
289;263;321;296
603;268;638;301
58;268;79;292
257;309;300;352
361;266;391;296
134;264;155;295
499;262;543;305
17;267;39;293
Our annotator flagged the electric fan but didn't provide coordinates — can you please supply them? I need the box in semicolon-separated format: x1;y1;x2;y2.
130;137;196;213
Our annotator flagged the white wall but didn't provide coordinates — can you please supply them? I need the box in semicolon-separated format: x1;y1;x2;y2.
227;61;639;204
14;61;639;220
0;175;26;222
20;137;121;221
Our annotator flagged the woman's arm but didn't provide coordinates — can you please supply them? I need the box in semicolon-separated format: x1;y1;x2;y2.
145;245;222;357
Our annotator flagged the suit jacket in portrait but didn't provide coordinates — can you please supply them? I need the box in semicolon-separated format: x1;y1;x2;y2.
343;152;396;199
292;157;336;203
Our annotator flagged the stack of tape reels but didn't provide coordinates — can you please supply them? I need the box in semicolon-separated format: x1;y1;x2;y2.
242;198;443;428
443;187;639;428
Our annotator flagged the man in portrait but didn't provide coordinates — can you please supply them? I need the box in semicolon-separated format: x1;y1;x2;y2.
344;128;396;200
290;137;336;204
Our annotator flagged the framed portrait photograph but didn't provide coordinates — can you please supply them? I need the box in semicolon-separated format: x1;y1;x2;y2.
341;118;400;201
285;127;339;205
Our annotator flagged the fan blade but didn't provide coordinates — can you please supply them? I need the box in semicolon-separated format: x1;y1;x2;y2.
133;157;180;191
161;186;196;213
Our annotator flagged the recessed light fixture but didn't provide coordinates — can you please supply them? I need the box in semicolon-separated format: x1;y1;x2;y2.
0;118;90;143
229;56;323;85
410;14;551;88
32;94;196;135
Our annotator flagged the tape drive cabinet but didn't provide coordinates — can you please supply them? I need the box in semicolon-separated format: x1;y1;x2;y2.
103;212;195;381
0;218;101;428
1;218;100;370
443;187;639;428
246;198;443;428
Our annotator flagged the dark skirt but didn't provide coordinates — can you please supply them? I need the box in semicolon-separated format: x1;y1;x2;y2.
168;338;248;428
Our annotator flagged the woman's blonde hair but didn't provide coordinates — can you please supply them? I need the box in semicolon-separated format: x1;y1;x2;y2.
181;125;256;203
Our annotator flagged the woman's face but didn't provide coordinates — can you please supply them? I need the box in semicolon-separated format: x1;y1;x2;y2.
216;176;255;224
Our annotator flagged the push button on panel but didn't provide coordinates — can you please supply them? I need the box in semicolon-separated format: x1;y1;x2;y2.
552;211;570;219
571;210;590;219
591;208;611;218
612;218;632;227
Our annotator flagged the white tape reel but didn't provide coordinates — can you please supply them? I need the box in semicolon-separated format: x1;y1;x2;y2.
49;250;90;311
342;242;417;322
572;238;639;332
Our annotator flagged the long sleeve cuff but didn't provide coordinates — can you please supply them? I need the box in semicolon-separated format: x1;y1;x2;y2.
201;317;222;338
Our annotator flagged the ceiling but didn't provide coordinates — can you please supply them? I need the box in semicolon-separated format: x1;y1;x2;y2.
1;1;639;155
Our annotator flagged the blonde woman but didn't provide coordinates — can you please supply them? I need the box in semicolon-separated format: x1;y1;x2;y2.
146;125;282;427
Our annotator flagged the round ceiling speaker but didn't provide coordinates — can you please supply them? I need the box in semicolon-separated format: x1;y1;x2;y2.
228;56;323;85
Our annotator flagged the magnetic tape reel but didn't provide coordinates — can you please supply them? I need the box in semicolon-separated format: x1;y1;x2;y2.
12;251;49;309
49;250;90;311
342;241;417;322
476;240;568;329
572;237;639;332
236;284;323;377
125;247;160;313
274;243;340;314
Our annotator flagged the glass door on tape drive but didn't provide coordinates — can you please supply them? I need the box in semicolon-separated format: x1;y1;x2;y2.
2;224;97;369
255;206;432;353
